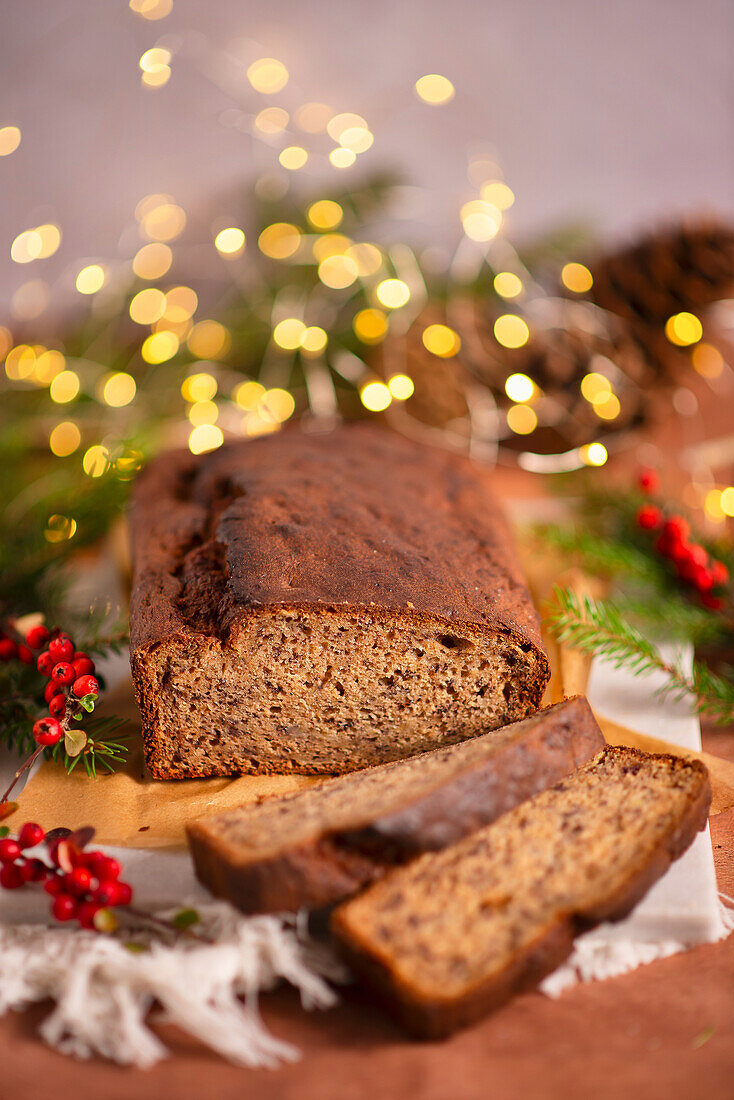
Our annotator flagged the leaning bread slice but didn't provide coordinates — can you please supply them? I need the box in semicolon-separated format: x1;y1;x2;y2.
187;696;604;913
331;747;711;1039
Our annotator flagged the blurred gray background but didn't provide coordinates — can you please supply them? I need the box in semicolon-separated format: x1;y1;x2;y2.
1;0;732;314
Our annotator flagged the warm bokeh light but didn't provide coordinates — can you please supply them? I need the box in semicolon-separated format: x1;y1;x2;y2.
346;242;383;276
312;234;351;262
141;330;179;363
665;311;703;346
691;342;724;378
139;201;186;242
561;262;594;293
181;372;217;402
82;444;111;478
129;287;166;324
132;242;172;279
295;102;332;133
414;74;455;104
163;285;197;322
233;381;266;410
189;424;224;454
260;388;296;423
187;320;230;359
387;374;414;400
188;400;218;426
49;370;80;404
353;308;388;344
704;489;725;522
11;224;61;264
273;318;306;350
329;147;356;169
579;442;609;467
12;279;49;321
141;65;171;88
75;264;105;295
102;372;136;407
258;222;301;259
278;146;308;170
376;279;410;309
0;327;12;359
34;349;65;385
360;381;392;411
326;113;367;142
129;0;172;19
318;254;358;289
721;487;734;517
45;515;77;543
307;200;343;230
593;392;621;420
494;314;530;348
422;323;461;357
4;344;36;380
504;373;535;402
580;372;612;402
461;200;502;242
494;272;523;298
506;404;538;434
247;58;289;94
214;227;245;256
49;421;81;457
480;181;515;210
0;126;21;156
254;107;289;134
338;126;374;153
300;326;328;356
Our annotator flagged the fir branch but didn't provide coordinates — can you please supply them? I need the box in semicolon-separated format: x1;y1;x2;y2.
547;586;734;725
534;524;666;584
51;716;128;777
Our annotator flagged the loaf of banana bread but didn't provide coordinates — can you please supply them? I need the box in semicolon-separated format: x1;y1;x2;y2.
130;424;550;778
332;747;711;1039
187;696;603;911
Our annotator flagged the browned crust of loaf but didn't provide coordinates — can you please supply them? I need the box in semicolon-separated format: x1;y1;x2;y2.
128;424;550;778
187;696;604;913
330;749;712;1040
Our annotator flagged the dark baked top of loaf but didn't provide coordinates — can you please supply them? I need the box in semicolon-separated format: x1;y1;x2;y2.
332;747;711;1000
130;423;546;658
188;697;599;860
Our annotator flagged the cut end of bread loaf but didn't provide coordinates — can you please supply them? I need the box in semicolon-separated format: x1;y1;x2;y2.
135;607;547;779
331;747;711;1039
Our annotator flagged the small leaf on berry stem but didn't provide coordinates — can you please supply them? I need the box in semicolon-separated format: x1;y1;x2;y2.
79;695;97;713
45;827;72;841
124;941;149;954
0;802;19;822
65;728;87;758
0;826;9;838
172;908;200;929
93;907;117;934
69;825;95;850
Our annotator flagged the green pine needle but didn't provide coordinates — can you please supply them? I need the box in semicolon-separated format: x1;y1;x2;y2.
547;586;734;725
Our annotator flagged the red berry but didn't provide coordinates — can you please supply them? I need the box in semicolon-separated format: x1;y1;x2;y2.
72;655;95;678
51;662;75;686
76;901;101;929
688;544;709;567
693;567;714;593
702;593;724;611
636;505;663;530
32;717;63;746
0;864;24;890
18;822;45;849
93;879;121;906
17;644;34;665
664;516;690;542
25;625;50;650
638;468;660;494
44;876;63;896
68;866;92;895
710;561;730;587
49;694;67;719
86;853;120;880
52;894;77;921
22;859;47;882
0;639;17;661
37;651;55;677
72;675;99;698
0;838;21;863
43;681;57;704
49;636;75;663
114;881;133;906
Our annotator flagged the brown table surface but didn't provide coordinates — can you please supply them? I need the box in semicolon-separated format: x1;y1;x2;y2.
3;374;734;1098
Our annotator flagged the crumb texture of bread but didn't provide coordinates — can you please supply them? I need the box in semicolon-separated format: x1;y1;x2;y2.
129;424;550;778
331;747;711;1038
187;697;604;912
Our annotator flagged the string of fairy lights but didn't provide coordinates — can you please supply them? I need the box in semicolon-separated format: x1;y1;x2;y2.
1;0;733;549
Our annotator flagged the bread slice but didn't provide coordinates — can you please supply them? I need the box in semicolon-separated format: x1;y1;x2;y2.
187;696;604;913
331;746;711;1039
129;424;550;778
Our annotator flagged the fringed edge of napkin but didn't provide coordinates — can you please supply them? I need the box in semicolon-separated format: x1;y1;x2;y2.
540;897;734;998
0;902;346;1069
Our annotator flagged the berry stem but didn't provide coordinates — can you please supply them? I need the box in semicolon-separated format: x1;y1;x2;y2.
0;744;43;805
124;905;211;943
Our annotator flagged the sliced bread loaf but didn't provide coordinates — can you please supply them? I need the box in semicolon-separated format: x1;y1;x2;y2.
187;696;604;913
331;746;711;1039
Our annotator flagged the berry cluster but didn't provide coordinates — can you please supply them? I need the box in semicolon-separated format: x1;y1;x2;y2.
0;822;133;930
636;469;730;610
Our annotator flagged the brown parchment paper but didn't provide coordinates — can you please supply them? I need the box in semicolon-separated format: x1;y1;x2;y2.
7;549;733;849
